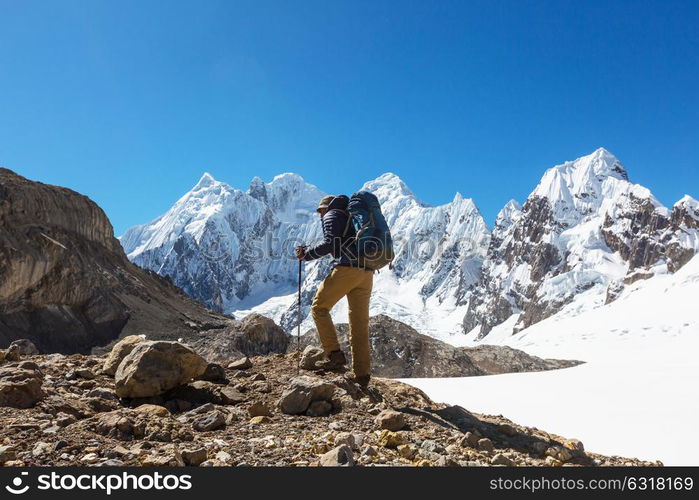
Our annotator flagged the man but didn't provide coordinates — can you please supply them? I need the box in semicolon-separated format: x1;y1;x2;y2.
295;194;373;387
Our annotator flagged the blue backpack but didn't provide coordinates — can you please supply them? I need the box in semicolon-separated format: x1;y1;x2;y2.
344;191;394;271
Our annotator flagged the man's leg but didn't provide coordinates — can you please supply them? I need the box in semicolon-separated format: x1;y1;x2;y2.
346;269;373;380
311;267;361;353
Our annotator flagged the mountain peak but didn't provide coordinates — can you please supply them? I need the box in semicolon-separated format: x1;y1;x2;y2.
361;172;418;201
532;148;629;202
193;172;218;190
248;176;267;201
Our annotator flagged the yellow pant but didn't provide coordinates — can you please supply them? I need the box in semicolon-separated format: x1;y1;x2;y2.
311;266;373;377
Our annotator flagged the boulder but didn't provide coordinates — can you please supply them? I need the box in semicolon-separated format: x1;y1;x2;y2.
278;375;336;415
103;336;145;376
300;346;325;370
9;339;39;356
0;366;44;408
319;445;355;467
375;410;406;431
114;341;208;398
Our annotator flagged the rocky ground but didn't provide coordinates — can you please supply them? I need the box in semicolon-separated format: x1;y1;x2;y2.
0;339;660;467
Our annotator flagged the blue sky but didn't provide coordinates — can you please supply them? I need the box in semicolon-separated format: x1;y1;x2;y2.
1;0;697;235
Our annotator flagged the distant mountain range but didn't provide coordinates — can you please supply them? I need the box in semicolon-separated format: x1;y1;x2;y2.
119;148;699;341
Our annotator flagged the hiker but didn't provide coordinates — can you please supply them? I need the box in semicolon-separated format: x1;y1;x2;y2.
295;195;373;387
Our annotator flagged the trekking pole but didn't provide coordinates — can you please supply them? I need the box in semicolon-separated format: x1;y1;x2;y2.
296;258;302;375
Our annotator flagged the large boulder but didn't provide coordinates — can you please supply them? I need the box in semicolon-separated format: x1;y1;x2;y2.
115;341;208;398
278;375;335;415
0;366;44;408
103;335;145;376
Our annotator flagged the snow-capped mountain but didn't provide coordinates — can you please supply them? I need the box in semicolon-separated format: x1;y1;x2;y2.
463;148;699;339
120;172;490;338
120;172;327;312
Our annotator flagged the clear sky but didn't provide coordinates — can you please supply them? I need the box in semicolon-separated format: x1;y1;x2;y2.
1;0;697;235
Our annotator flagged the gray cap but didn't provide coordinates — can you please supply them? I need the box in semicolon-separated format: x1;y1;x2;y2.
316;195;334;212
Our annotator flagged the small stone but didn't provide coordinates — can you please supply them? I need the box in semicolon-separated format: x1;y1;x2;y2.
491;453;514;466
319;445;355;467
249;373;266;381
334;432;356;449
218;386;246;405
361;445;378;457
32;441;51;457
478;438;494;452
181;447;208;466
198;363;227;383
81;452;100;464
215;450;232;464
397;444;417;459
192;410;226;432
376;430;406;448
306;400;332;417
247;402;272;417
300;346;325;370
75;368;96;380
87;387;118;400
52;441;68;452
421;439;446;454
435;456;459;467
461;431;480;448
228;357;252;370
375;410;406;431
133;404;170;418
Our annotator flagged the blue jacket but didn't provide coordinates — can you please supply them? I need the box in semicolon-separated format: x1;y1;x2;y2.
304;195;359;267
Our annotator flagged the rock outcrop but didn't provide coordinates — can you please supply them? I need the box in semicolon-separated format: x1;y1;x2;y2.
0;168;233;353
294;315;580;377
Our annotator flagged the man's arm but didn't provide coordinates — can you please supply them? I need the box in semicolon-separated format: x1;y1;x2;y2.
303;211;346;261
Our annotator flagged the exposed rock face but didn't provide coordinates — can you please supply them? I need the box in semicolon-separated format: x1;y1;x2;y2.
0;168;233;353
294;315;579;377
463;149;699;338
114;341;208;398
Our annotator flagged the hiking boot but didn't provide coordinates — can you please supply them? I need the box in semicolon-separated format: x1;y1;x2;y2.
345;372;371;388
313;350;347;372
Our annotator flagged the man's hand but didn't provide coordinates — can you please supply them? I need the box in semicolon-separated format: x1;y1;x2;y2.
295;246;306;260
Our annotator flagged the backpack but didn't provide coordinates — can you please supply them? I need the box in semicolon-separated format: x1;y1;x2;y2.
344;191;394;271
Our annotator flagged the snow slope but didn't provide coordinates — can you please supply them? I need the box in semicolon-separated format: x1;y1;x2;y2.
407;255;699;465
